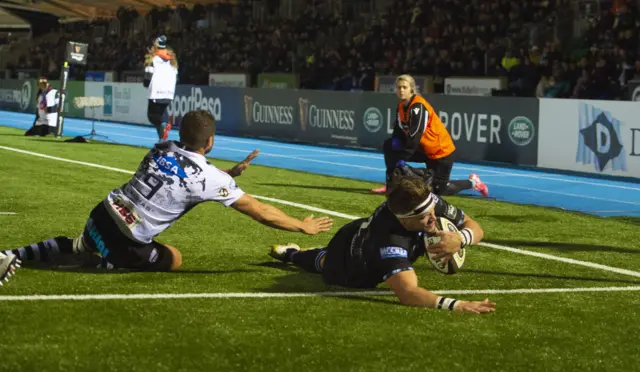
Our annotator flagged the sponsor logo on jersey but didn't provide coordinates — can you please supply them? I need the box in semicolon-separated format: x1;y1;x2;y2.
379;246;408;259
446;204;456;218
110;196;142;229
153;155;188;179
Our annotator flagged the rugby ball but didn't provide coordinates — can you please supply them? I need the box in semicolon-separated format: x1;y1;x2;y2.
424;217;466;275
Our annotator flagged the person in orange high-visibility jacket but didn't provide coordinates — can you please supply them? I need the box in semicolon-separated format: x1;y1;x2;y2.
371;74;489;197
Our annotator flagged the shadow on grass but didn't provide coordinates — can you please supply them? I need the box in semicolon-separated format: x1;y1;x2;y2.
23;259;259;276
250;261;398;305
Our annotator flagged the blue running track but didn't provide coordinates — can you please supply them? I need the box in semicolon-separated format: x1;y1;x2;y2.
1;111;639;217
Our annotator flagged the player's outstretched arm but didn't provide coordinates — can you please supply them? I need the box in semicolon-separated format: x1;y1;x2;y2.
385;270;495;313
231;194;333;235
222;149;260;177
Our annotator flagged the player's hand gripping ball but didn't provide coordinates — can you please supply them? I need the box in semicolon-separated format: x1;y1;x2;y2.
424;217;466;275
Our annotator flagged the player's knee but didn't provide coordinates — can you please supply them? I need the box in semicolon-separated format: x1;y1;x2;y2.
383;138;392;150
164;244;182;271
148;112;161;126
432;180;448;195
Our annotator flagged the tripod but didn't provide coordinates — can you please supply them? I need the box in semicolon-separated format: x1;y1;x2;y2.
64;97;106;143
79;104;108;141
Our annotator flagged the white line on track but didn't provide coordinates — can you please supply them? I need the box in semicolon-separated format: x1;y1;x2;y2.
2;286;640;301
1;145;640;279
2;115;639;191
40;123;640;202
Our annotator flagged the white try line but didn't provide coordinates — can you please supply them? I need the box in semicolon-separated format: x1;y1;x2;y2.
0;212;17;215
1;144;640;279
2;286;640;301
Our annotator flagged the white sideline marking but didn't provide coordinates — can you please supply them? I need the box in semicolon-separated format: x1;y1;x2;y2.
1;145;640;279
2;286;640;301
252;195;361;220
0;145;133;174
0;212;17;215
479;243;640;278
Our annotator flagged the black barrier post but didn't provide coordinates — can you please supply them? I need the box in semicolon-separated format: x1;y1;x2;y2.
55;41;89;138
55;62;69;138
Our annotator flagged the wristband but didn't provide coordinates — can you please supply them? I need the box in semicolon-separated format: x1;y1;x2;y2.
457;228;474;248
435;296;459;310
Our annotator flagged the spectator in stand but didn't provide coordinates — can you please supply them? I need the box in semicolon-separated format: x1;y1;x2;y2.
14;0;639;101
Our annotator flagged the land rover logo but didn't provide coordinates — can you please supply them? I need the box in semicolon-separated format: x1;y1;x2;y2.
508;116;535;146
632;85;640;101
363;107;383;133
20;81;31;111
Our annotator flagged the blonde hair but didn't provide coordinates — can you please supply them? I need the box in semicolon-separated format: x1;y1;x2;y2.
144;45;179;69
395;74;417;94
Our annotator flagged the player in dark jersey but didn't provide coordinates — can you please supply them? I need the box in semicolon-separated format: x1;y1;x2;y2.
269;166;495;313
1;110;333;277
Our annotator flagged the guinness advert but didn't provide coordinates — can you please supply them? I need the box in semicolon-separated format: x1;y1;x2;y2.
240;88;298;140
296;92;359;146
239;88;360;146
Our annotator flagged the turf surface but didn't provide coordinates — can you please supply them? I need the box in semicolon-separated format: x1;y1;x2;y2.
1;126;639;372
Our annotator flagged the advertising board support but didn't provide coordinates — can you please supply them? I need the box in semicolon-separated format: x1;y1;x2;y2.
56;41;89;137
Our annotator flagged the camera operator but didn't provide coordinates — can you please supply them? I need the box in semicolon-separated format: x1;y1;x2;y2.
24;77;59;137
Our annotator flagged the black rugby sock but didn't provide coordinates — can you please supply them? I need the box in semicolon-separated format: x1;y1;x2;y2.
290;248;326;274
2;236;78;261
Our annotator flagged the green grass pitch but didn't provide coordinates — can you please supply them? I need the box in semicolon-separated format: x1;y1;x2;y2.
1;126;639;372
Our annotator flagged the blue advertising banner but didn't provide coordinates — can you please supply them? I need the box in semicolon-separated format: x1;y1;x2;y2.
85;71;106;82
164;85;242;135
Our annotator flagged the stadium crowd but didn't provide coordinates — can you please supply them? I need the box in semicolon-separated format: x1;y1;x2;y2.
5;0;640;100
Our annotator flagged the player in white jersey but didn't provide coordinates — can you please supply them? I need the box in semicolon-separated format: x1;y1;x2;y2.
144;35;178;141
24;77;59;137
1;110;333;275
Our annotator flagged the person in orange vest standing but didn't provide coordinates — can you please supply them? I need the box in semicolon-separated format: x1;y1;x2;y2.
370;75;489;197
